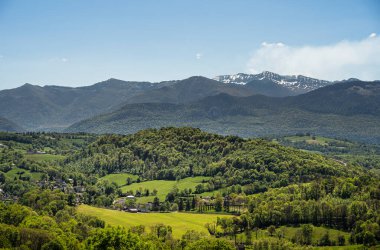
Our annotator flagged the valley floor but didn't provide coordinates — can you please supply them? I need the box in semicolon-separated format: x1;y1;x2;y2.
77;204;233;238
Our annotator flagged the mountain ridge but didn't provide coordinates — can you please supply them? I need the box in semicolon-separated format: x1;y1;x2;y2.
1;72;378;133
0;78;174;130
66;80;380;143
214;71;332;94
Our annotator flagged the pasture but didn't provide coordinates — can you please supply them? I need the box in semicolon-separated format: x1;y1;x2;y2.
77;204;233;238
24;153;65;162
120;176;210;203
99;173;139;187
5;167;43;181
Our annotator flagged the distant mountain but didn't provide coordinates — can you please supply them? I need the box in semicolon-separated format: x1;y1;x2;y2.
0;79;173;130
214;71;332;94
67;80;380;143
0;117;23;132
0;74;302;131
124;76;255;104
0;73;375;133
286;80;380;116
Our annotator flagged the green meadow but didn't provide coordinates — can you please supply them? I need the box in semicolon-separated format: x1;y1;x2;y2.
77;204;232;238
99;173;139;187
24;153;66;162
120;176;210;203
5;167;43;181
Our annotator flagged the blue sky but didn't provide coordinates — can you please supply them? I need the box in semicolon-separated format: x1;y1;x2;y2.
0;0;379;89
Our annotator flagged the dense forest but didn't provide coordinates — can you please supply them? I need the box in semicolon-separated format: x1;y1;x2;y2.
0;128;379;249
65;127;359;188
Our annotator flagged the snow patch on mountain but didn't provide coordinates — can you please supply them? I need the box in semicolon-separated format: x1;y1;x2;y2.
214;71;332;93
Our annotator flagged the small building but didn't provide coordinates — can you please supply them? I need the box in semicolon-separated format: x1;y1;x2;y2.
128;208;138;213
126;195;135;199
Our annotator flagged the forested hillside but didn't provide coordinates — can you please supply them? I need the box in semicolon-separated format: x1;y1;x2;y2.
65;127;360;190
0;128;379;249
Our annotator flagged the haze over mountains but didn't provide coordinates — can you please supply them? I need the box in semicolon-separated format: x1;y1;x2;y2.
0;116;23;132
66;80;380;143
0;79;174;130
1;71;380;143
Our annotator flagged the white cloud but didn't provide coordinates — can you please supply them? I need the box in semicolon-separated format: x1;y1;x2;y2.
369;33;377;38
247;34;380;81
61;58;68;63
196;53;203;60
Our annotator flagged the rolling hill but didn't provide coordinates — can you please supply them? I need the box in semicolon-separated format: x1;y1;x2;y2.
65;127;358;182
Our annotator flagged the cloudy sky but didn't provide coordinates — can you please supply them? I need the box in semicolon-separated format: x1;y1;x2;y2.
0;0;379;89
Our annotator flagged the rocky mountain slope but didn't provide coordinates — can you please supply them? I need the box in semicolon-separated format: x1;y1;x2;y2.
214;71;331;94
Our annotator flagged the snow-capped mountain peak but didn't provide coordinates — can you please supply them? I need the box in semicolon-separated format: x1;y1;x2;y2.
213;71;332;93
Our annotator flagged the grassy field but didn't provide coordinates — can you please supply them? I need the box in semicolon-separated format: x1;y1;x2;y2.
24;153;66;162
284;135;342;146
100;173;139;187
121;176;210;203
5;167;43;181
77;204;232;238
280;225;350;244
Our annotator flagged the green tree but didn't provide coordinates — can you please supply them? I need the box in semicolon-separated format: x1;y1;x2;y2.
205;223;216;236
152;197;160;211
337;235;345;246
267;225;276;236
319;230;332;246
185;238;234;250
41;239;65;250
85;227;145;249
214;193;223;212
178;198;184;211
186;199;191;211
363;231;376;246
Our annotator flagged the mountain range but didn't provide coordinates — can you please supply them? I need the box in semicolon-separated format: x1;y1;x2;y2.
1;72;380;143
66;80;380;143
0;79;174;130
214;71;332;94
0;71;327;131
